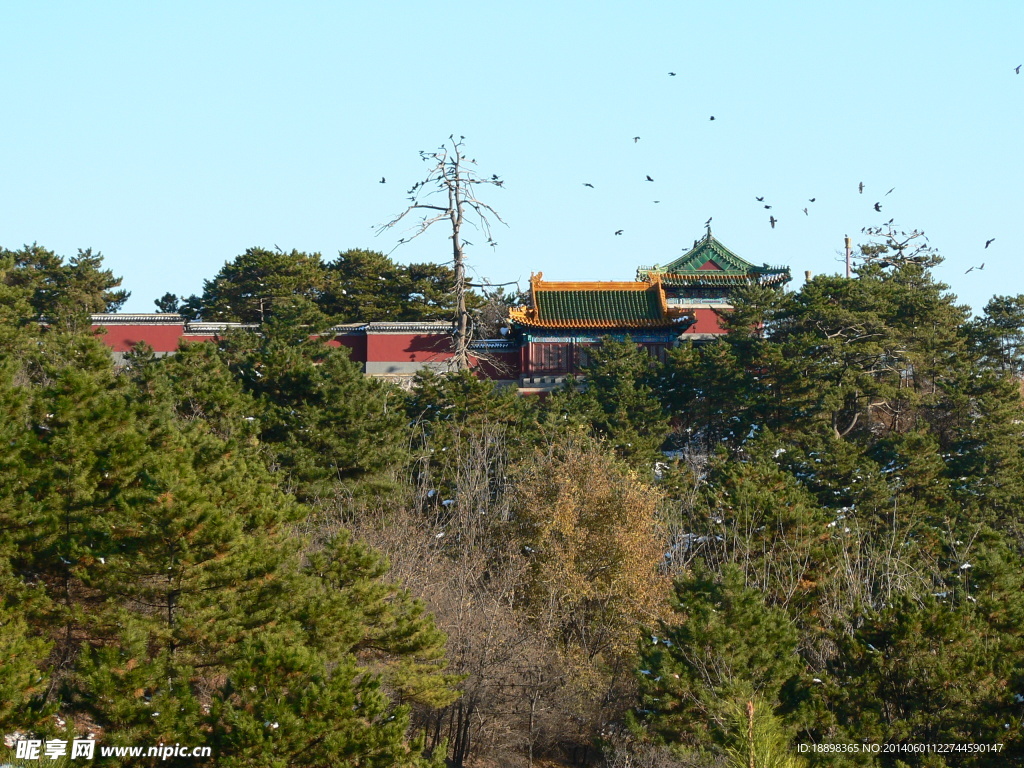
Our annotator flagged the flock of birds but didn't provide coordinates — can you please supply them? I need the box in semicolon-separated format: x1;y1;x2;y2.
379;68;1014;276
568;70;1003;275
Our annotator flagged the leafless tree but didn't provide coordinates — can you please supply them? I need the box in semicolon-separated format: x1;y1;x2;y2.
379;136;507;370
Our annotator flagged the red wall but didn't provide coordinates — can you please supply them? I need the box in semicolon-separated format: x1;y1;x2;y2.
366;333;454;363
473;350;520;380
326;333;368;362
93;323;186;353
681;308;726;334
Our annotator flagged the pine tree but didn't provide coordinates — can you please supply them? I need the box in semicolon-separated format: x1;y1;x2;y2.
1;244;129;333
0;560;52;732
322;249;481;323
815;595;1022;762
180;247;330;326
545;336;670;465
217;332;409;502
208;634;445;768
635;564;802;758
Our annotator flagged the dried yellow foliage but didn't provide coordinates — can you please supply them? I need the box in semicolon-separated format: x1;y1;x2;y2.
515;439;670;660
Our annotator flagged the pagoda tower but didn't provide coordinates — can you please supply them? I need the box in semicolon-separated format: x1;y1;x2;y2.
636;229;791;335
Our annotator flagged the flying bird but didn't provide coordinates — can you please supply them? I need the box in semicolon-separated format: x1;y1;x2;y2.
858;182;865;194
634;136;641;143
583;183;594;188
769;216;777;229
615;229;624;235
966;266;976;274
764;205;772;209
653;200;660;203
1017;65;1022;74
874;202;882;212
709;116;715;120
668;72;677;76
985;238;995;248
646;175;654;182
379;177;386;184
803;208;809;216
756;196;765;201
885;187;895;196
808;197;816;202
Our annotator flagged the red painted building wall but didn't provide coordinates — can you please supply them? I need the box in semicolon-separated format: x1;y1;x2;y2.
95;322;186;353
681;307;726;334
366;333;454;364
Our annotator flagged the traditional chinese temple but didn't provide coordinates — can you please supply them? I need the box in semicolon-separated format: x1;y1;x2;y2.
91;231;789;390
636;229;791;329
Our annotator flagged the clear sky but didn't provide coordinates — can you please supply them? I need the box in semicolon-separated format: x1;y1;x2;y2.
2;1;1021;315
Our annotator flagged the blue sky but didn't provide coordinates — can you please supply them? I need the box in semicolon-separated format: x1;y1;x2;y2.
2;1;1021;315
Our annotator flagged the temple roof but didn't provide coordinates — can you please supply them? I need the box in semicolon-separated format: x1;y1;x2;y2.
508;273;693;330
637;230;791;287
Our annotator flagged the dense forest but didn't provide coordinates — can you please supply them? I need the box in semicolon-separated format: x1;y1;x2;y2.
2;232;1024;768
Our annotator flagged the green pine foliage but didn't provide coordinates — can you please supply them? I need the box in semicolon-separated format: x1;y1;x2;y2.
8;229;1024;767
812;595;1020;755
0;251;457;767
215;331;409;503
969;294;1024;375
636;564;802;757
1;244;129;333
0;560;52;733
176;246;483;327
301;533;461;710
645;235;1024;766
179;247;332;327
405;369;536;505
124;340;263;448
544;336;671;465
323;249;481;323
208;634;443;768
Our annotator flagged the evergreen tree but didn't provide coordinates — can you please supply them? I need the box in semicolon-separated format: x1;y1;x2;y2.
813;595;1022;764
0;250;38;354
969;294;1024;374
125;340;263;448
300;533;461;710
180;247;330;327
636;564;802;759
545;336;670;465
323;249;478;323
208;633;444;768
0;560;51;733
1;244;129;332
217;332;409;502
153;292;181;313
405;369;536;516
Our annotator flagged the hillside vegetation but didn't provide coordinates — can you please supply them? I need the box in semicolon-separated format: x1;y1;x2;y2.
2;237;1024;767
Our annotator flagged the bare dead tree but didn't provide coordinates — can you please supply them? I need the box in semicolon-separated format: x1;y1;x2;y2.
378;136;507;371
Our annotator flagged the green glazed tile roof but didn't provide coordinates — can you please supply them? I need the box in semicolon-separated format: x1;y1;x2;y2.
508;276;692;330
536;287;664;326
637;231;791;285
